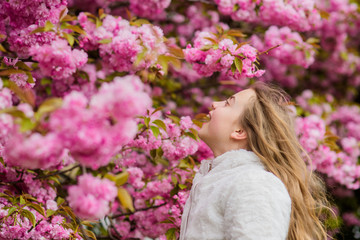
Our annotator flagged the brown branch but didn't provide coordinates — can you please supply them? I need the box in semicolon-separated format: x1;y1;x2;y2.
257;44;281;56
34;165;80;180
187;0;216;4
111;202;167;218
107;216;123;240
77;218;91;240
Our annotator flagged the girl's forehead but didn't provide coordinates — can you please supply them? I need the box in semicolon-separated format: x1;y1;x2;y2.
234;89;256;104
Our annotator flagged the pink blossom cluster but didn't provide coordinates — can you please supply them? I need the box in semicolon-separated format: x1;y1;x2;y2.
0;0;67;30
130;0;171;20
295;115;326;153
112;112;200;238
173;4;226;47
329;105;360;141
9;73;36;88
67;174;117;220
129;115;199;165
50;75;152;169
295;114;360;189
0;86;13;156
184;32;265;80
3;131;65;170
78;14;167;72
0;0;65;58
253;26;316;68
7;25;57;58
306;0;360;95
214;0;321;31
296;90;333;116
30;39;88;80
0;203;75;239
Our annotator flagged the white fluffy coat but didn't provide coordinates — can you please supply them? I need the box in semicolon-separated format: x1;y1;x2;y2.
179;149;291;240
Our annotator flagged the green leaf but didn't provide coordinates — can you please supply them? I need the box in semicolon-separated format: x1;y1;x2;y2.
63;24;86;35
178;184;187;190
226;29;246;38
153;119;167;131
151;107;164;115
48;175;61;185
117;187;135;212
184;132;197;141
168;46;184;59
35;98;63;121
81;220;96;228
134;48;147;67
28;203;45;216
83;229;97;240
137;123;145;131
8;207;17;215
22;209;36;227
144;117;150;128
150;149;157;159
171;175;177;185
61;206;76;221
104;173;116;182
233;3;240;12
56;197;65;206
115;171;129;187
340;51;348;61
0;43;6;52
165;228;177;240
231;63;236;74
20;118;37;132
98;38;112;44
234;57;243;74
30;27;45;35
0;68;25;76
15;62;32;71
44;21;54;31
167;115;180;124
95;18;102;28
59;8;68;22
26;72;35;83
130;19;150;27
8;81;36;107
63;33;75;46
150;126;160;138
46;209;56;218
0;107;27;118
203;37;218;45
20;196;26;205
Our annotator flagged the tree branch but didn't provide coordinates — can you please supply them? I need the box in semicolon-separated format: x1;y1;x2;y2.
111;202;167;218
34;165;80;180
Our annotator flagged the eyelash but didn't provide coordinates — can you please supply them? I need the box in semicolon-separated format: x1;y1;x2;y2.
225;99;230;106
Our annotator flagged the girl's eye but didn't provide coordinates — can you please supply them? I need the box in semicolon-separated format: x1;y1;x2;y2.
225;100;230;106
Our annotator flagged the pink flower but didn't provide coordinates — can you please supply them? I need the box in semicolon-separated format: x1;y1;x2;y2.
67;174;117;220
30;39;88;80
130;0;171;20
127;167;145;189
3;131;64;170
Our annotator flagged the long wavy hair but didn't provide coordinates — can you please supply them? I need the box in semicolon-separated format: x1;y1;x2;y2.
240;82;332;240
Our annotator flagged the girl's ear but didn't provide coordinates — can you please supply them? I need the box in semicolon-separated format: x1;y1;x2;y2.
230;129;247;141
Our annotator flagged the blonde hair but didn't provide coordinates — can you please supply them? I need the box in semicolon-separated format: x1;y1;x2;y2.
240;82;332;240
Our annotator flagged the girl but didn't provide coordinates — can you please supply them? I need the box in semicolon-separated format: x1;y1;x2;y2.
180;82;331;240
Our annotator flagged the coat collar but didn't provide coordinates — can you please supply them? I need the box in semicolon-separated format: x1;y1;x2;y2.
199;149;264;175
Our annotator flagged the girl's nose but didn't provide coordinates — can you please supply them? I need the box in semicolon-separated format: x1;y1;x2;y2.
211;101;219;110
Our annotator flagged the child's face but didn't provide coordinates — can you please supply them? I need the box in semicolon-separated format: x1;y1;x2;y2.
198;89;255;149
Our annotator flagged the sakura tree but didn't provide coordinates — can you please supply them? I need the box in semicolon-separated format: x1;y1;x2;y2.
0;0;359;239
